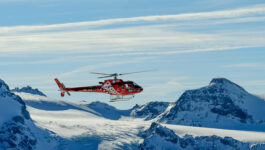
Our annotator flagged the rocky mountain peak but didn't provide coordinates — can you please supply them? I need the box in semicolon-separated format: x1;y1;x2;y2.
210;77;234;85
157;77;265;128
209;77;246;93
0;79;10;94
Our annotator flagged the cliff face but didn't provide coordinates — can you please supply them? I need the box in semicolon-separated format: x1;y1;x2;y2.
0;79;37;149
0;79;57;150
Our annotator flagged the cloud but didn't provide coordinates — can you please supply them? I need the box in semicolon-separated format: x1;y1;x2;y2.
59;57;153;78
1;25;265;56
0;45;259;66
1;4;265;34
0;4;265;65
142;76;191;97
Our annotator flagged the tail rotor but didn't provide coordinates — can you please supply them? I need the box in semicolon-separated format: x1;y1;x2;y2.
54;78;70;97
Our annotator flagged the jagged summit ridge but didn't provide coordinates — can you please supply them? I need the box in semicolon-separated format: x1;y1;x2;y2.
209;77;246;93
11;86;46;97
0;79;30;122
0;79;9;94
210;77;236;85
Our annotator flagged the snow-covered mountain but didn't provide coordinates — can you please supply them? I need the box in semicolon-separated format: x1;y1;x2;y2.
12;86;46;97
140;122;265;150
158;78;265;130
2;77;265;149
0;79;35;150
0;79;56;150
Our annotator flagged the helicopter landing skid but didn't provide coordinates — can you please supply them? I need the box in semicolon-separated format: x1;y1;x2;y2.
109;95;134;102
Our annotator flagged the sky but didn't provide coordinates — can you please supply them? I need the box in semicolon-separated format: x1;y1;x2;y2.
0;0;265;109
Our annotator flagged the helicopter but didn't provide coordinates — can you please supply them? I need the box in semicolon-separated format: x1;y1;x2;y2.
54;70;152;102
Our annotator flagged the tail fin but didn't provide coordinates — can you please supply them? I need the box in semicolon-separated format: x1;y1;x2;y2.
54;78;70;97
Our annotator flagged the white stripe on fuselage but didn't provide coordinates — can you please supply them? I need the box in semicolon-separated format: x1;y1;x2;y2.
102;81;120;95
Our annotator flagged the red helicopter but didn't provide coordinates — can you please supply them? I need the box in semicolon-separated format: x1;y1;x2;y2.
55;71;151;102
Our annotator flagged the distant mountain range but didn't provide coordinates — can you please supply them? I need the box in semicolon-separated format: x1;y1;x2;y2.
131;101;169;120
11;86;46;97
1;77;265;149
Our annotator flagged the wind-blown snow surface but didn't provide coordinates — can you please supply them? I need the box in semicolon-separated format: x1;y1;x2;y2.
16;92;146;149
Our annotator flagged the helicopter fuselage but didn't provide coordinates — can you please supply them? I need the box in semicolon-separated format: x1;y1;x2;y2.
55;78;143;97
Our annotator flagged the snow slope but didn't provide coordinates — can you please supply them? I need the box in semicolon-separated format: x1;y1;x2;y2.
16;92;146;149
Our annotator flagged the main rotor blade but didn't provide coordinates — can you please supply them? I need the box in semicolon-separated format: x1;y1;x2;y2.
90;72;113;76
119;69;157;76
98;75;115;79
91;70;156;79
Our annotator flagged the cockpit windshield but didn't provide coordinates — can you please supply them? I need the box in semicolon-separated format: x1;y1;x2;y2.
133;82;141;88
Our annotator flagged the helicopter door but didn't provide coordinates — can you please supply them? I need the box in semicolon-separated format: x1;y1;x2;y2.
119;84;125;93
125;83;134;93
125;84;129;92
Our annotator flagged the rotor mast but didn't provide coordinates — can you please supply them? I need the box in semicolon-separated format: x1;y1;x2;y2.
113;73;118;80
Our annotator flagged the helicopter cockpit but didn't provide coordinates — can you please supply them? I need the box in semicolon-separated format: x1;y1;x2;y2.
132;82;141;89
123;81;143;93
